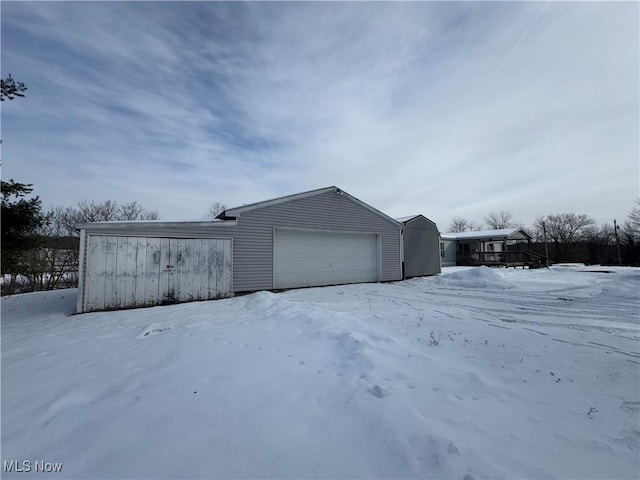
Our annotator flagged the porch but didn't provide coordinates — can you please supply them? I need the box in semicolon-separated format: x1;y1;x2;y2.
442;227;548;269
456;250;548;268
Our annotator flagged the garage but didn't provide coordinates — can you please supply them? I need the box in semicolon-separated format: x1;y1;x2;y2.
82;235;232;312
274;229;379;289
76;186;403;313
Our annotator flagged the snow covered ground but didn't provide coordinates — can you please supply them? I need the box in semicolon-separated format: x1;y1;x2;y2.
2;265;639;479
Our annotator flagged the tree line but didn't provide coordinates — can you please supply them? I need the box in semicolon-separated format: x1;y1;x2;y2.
1;75;162;294
2;181;225;295
448;204;640;266
1;187;160;294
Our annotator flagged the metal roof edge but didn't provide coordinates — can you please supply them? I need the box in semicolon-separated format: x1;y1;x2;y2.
439;227;532;241
75;219;238;230
339;189;404;228
220;186;337;218
396;214;438;227
221;186;403;228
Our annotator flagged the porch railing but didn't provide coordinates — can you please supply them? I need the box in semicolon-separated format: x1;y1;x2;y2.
457;251;548;268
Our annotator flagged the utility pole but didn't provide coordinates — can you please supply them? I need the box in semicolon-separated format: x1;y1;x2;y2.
542;221;549;265
613;219;622;266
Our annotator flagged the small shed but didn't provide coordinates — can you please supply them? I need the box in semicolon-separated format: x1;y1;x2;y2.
396;215;441;278
76;186;404;313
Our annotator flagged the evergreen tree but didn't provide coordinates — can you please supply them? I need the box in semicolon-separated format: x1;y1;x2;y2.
1;180;46;276
1;74;27;101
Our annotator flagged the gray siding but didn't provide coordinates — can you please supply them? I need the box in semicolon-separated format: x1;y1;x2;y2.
79;190;402;295
230;190;402;291
402;216;441;277
441;239;456;266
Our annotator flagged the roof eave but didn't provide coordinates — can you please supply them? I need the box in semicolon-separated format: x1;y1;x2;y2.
75;220;238;230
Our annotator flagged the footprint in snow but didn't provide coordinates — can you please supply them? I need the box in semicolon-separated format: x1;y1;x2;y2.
137;325;171;339
368;385;389;398
621;401;640;413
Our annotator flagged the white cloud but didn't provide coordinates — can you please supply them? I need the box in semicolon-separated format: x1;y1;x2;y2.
1;2;637;229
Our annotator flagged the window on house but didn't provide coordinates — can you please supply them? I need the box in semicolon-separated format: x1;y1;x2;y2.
440;242;445;257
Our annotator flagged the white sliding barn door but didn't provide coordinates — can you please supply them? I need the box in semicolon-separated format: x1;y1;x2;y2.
84;236;232;312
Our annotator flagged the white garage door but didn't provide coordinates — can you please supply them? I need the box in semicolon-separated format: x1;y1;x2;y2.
84;236;232;312
274;229;378;289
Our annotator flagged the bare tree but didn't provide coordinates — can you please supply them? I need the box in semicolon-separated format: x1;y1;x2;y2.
448;217;480;233
206;201;227;219
484;210;518;229
31;206;80;290
584;223;617;264
21;200;160;292
623;198;640;243
68;199;159;226
584;223;614;245
119;201;159;221
534;213;595;261
75;199;119;222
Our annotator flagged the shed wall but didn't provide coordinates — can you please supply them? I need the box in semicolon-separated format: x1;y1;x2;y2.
403;217;441;277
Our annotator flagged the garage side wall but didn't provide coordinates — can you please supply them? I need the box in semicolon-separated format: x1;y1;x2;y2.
231;191;402;292
403;217;441;277
77;191;403;303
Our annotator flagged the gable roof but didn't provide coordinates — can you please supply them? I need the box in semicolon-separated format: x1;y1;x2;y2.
441;227;532;241
395;214;438;227
220;186;403;228
395;215;421;223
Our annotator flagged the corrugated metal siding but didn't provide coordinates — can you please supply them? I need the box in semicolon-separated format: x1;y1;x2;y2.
403;217;441;277
78;190;402;296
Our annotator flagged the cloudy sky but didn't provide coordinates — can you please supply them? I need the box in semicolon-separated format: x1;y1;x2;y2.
2;2;638;230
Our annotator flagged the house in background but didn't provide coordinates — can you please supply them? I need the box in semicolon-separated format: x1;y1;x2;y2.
396;215;441;278
76;186;408;313
440;227;547;268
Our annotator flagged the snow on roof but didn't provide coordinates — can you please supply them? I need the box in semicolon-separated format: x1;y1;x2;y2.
395;215;421;223
395;215;438;227
440;227;531;241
